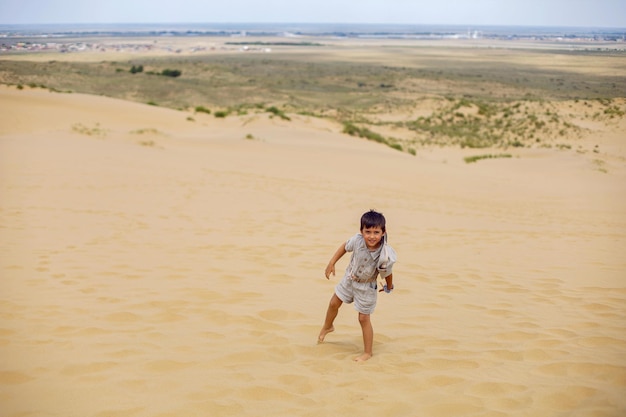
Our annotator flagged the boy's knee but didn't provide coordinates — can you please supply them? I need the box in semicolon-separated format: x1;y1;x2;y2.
358;313;371;324
330;294;343;309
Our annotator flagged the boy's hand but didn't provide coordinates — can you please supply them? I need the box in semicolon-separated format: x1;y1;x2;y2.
325;264;335;279
379;284;394;293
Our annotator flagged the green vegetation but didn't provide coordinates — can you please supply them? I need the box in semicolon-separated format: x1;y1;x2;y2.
592;159;608;173
130;65;144;74
2;50;621;111
342;122;404;152
72;123;107;137
464;154;513;164
160;69;182;77
266;106;290;121
2;47;624;155
343;122;386;143
604;105;625;118
194;105;211;114
402;97;584;149
130;128;162;135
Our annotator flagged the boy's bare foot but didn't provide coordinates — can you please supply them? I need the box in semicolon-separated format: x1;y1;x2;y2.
354;353;372;362
317;326;334;343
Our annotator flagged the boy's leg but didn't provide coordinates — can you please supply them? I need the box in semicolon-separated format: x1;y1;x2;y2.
355;312;373;362
318;293;342;343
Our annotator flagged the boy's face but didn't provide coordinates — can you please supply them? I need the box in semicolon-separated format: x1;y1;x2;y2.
361;225;384;250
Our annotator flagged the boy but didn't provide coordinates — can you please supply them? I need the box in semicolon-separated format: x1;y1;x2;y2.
318;210;397;362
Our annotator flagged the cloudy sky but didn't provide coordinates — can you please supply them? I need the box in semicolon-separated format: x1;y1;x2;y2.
1;0;625;27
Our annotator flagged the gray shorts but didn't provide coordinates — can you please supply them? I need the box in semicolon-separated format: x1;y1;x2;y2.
335;276;378;315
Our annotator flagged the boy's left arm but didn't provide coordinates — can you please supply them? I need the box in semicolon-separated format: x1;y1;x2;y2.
380;273;394;293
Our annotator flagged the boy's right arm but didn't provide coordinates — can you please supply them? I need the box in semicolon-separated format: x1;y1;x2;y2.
325;243;347;279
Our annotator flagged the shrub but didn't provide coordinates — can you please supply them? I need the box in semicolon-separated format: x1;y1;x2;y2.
604;106;625;117
342;122;391;146
361;128;385;143
267;106;290;121
195;106;211;114
214;111;228;118
342;122;361;136
161;69;182;77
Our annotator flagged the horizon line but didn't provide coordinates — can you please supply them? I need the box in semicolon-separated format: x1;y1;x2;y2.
1;22;625;30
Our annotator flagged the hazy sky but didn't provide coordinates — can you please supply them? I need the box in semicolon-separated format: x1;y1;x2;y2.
1;0;625;27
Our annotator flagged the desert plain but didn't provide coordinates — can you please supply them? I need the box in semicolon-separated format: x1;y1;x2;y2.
1;35;626;416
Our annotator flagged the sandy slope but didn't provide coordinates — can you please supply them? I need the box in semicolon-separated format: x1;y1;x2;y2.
1;85;625;417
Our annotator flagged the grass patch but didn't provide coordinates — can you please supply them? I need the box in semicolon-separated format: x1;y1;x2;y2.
72;123;107;137
592;159;608;173
130;128;162;135
464;154;513;164
342;122;404;152
266;106;290;121
194;106;211;114
604;105;625;118
343;122;386;143
401;96;592;150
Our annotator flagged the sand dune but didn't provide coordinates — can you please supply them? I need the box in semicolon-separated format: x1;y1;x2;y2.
1;85;625;416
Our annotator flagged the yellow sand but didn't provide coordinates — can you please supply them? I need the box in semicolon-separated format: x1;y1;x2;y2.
1;84;625;417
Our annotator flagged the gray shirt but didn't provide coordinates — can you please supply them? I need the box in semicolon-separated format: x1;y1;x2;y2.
344;233;396;282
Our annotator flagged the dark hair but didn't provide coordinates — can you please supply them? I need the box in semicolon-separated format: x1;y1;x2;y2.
360;209;386;233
